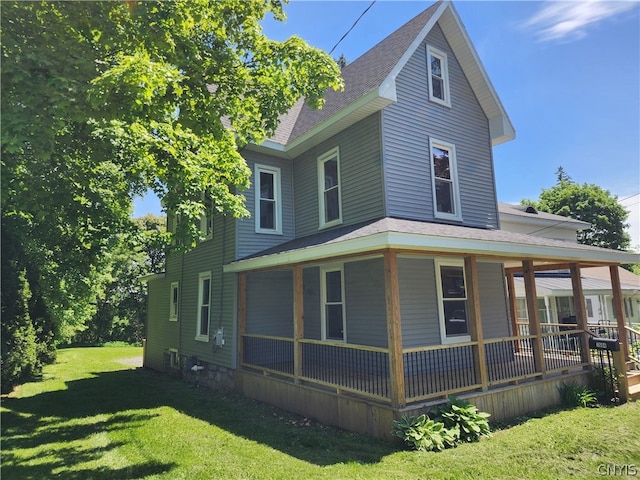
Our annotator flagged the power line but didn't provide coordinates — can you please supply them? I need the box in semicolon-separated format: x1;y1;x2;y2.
329;1;377;56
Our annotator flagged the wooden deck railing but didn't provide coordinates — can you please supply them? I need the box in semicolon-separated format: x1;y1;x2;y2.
241;326;591;405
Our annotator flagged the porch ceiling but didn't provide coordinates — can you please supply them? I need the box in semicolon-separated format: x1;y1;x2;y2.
224;217;639;273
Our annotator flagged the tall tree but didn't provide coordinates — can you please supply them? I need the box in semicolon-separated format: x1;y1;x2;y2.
523;168;631;251
1;0;343;389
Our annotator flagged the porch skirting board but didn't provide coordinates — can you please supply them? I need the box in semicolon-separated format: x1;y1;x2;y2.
235;368;592;441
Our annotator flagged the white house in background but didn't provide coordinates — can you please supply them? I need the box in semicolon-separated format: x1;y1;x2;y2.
499;203;640;327
498;202;590;242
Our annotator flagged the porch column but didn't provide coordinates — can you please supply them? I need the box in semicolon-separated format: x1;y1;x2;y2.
609;265;630;402
238;272;247;367
465;256;488;390
505;271;521;352
293;265;304;383
569;264;591;365
523;260;546;375
384;250;405;408
609;265;630;359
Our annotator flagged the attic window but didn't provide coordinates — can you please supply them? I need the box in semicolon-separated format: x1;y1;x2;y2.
426;45;451;107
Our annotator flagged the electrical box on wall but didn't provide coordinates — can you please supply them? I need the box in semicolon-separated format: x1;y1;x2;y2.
215;327;225;347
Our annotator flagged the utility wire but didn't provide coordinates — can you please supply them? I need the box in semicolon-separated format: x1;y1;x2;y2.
329;1;377;55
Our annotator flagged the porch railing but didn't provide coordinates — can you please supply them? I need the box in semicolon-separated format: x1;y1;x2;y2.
241;325;591;405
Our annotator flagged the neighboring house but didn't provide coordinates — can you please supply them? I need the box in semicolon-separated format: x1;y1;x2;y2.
144;1;640;439
498;203;640;328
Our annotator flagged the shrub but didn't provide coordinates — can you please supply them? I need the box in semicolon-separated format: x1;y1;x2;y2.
432;396;491;443
559;382;598;408
391;414;456;452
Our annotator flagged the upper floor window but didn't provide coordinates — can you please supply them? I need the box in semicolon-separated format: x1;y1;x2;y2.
321;265;346;342
255;164;282;234
318;147;342;228
426;45;450;107
435;260;470;344
196;272;211;341
429;138;462;221
200;192;214;240
169;281;179;322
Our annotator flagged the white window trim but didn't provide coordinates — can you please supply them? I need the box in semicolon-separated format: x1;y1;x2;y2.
199;192;213;241
168;348;179;369
169;281;179;322
429;138;462;222
196;271;211;342
254;164;283;235
426;44;451;108
434;259;471;344
320;264;347;342
317;147;343;229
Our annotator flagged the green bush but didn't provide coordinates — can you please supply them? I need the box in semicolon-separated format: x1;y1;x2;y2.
432;396;491;443
559;382;598;407
391;414;456;452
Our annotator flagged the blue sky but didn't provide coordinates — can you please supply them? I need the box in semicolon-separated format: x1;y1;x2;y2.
133;0;640;249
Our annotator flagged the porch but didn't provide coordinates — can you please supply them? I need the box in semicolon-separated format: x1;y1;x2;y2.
225;219;638;438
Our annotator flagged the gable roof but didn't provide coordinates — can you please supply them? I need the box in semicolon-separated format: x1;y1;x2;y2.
255;0;515;158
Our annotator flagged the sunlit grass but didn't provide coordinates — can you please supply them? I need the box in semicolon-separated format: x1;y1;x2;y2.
2;346;640;479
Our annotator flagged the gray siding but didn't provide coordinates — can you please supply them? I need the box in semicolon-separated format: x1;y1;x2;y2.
163;215;237;369
303;266;322;340
344;258;388;348
236;150;295;259
293;113;385;238
245;270;293;337
383;23;499;229
477;262;510;338
145;276;180;371
398;257;441;348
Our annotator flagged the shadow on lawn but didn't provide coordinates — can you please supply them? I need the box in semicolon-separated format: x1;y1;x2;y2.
2;364;396;478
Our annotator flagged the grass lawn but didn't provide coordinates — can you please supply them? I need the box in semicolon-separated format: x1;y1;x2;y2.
2;346;640;479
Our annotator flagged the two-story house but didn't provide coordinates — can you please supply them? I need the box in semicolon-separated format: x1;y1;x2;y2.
144;1;639;439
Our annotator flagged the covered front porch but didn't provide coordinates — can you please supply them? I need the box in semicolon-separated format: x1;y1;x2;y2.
225;218;639;438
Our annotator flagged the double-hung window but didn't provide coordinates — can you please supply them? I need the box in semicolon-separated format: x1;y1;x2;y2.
435;260;470;343
321;266;346;342
429;138;461;221
426;45;450;107
255;164;282;234
318;148;342;228
196;272;211;341
169;282;179;321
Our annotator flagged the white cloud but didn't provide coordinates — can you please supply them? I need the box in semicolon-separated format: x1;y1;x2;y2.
523;0;638;42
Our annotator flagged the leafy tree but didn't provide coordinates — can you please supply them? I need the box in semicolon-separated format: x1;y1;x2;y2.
523;168;631;251
76;214;168;345
1;1;343;387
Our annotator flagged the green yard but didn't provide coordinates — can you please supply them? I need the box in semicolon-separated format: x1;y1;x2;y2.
2;346;640;479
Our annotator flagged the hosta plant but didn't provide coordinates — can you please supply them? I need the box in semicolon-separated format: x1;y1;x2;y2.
432;396;491;443
391;414;456;452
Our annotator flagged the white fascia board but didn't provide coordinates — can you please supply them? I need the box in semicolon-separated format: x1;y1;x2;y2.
500;213;590;230
379;1;448;95
224;231;640;273
443;3;515;146
286;87;395;154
